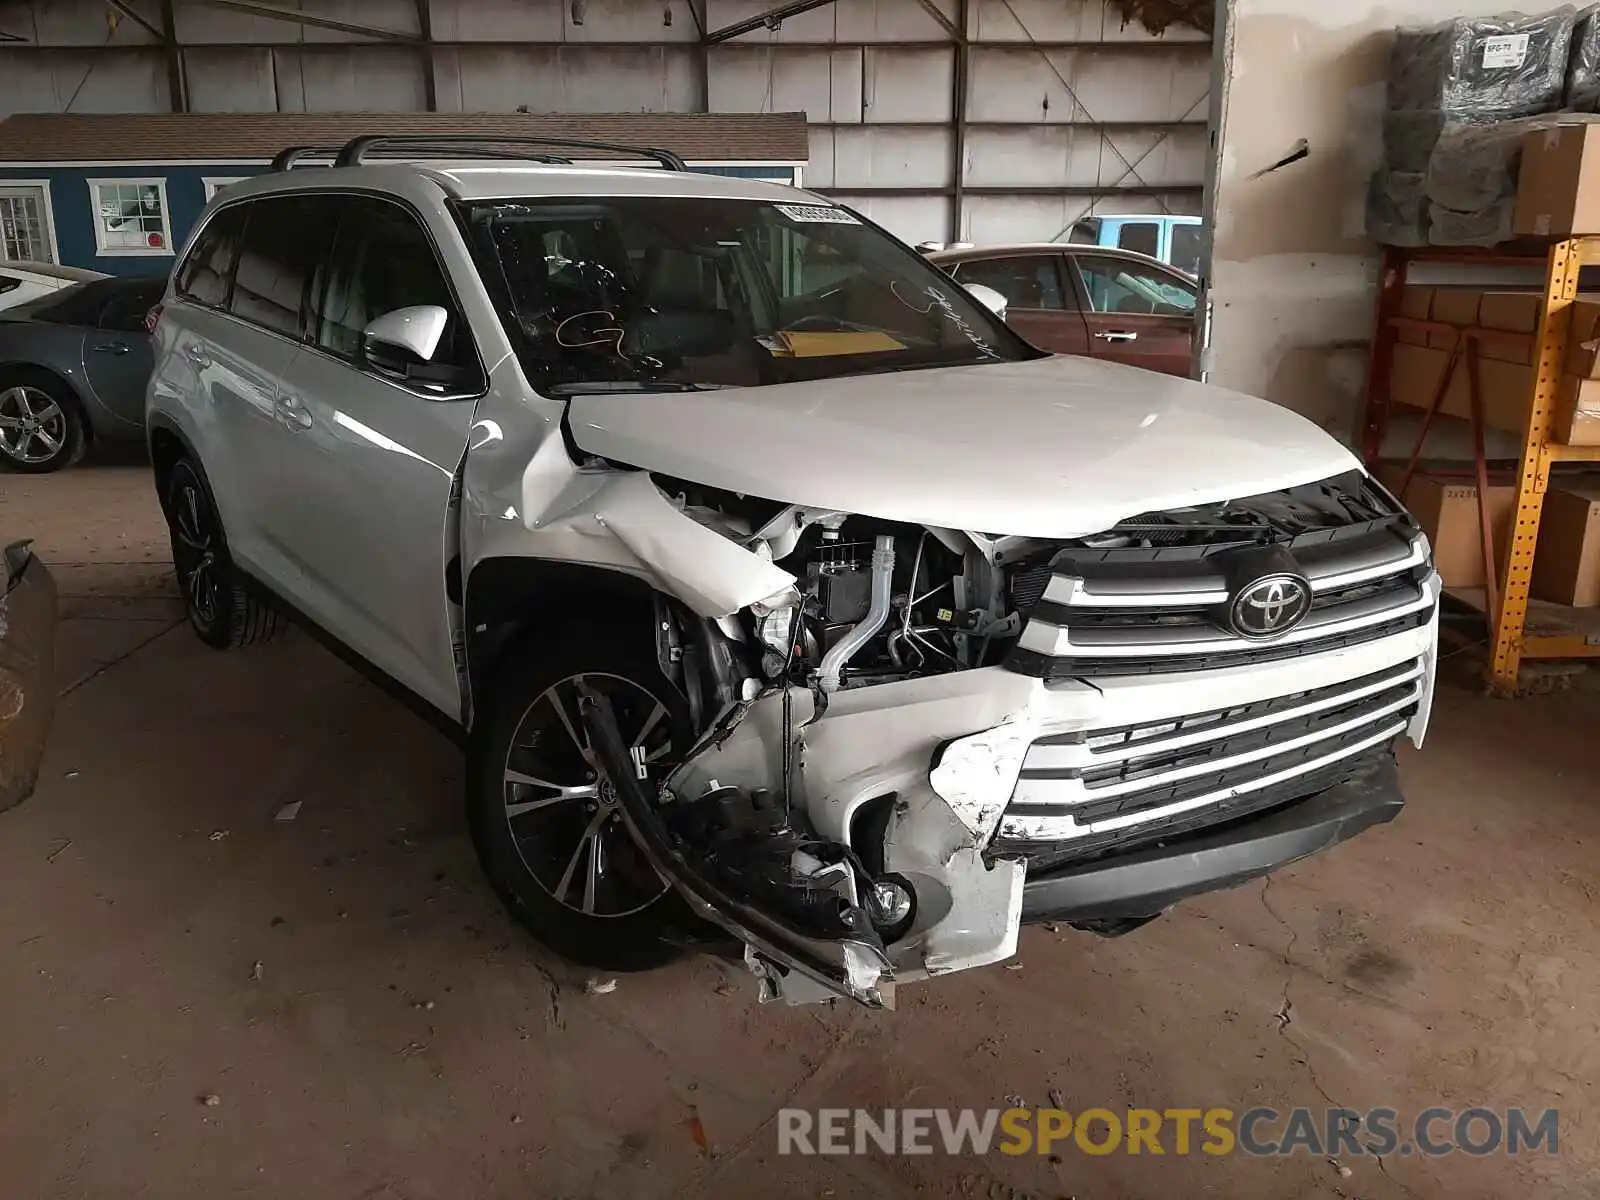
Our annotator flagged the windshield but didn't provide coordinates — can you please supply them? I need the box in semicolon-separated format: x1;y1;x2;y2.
464;196;1038;392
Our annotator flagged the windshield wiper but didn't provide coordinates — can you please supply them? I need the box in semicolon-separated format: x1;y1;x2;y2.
544;380;728;396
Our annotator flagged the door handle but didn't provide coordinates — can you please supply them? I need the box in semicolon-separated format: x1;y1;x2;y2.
1095;330;1140;343
182;343;211;367
276;395;313;431
91;342;130;355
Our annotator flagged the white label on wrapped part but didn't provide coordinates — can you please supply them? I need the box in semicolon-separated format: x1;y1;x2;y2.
1482;33;1530;69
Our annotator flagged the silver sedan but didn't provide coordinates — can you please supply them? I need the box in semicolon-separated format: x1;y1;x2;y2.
0;275;165;473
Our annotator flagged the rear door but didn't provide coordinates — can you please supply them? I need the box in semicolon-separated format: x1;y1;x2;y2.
272;193;483;718
949;254;1089;354
1067;252;1197;377
160;200;296;575
81;279;164;427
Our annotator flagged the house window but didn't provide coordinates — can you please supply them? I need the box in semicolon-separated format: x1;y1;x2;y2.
203;177;247;201
88;178;173;256
0;182;59;263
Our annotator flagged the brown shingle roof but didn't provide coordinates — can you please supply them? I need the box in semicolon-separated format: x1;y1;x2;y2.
0;112;808;164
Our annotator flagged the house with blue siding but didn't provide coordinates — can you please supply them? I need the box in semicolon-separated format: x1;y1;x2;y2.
0;111;809;278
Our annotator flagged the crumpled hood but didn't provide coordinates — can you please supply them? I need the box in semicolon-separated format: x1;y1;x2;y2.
566;354;1361;538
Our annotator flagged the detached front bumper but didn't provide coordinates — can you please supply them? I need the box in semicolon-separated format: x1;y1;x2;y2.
1019;750;1404;925
0;542;58;812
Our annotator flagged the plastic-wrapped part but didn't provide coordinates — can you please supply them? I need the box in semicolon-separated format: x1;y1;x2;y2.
1425;113;1562;211
1367;170;1430;247
1384;110;1461;173
1387;8;1576;116
1428;198;1517;246
1566;4;1600;110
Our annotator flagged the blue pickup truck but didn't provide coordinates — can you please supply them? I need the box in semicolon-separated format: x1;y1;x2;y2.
1067;214;1203;276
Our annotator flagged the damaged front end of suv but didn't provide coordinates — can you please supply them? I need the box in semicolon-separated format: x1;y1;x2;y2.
460;378;1437;1008
451;191;1436;1008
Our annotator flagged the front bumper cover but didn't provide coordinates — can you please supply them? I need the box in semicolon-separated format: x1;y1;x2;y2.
1018;750;1404;924
0;542;59;813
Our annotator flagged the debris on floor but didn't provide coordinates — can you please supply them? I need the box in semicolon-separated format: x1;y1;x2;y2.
199;1093;220;1108
584;977;617;995
685;1106;711;1156
250;961;263;983
274;801;302;822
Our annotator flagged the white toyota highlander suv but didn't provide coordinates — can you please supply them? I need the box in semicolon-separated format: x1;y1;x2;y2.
145;135;1438;1007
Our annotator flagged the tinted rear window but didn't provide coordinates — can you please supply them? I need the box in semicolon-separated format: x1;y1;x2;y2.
176;204;247;308
97;279;167;332
13;279;126;326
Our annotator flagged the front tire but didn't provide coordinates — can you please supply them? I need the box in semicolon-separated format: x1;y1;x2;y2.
468;631;695;971
162;458;282;649
0;371;87;474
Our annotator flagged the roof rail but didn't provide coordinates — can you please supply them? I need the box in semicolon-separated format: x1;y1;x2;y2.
331;133;688;172
270;143;579;172
269;145;343;172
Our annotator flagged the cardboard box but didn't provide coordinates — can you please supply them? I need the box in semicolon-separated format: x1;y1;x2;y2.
1475;292;1543;365
1557;375;1600;444
1426;287;1482;349
1533;484;1600;607
1431;288;1484;328
1388;343;1535;434
1397;285;1432;346
1516;123;1600;237
1566;299;1600;378
1380;469;1515;589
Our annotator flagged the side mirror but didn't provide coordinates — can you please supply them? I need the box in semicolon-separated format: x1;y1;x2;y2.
965;283;1008;320
363;305;448;365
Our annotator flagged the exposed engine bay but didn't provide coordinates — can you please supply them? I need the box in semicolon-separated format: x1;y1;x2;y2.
562;469;1407;1007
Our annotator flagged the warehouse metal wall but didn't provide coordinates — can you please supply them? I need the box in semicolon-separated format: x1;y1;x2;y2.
0;0;1210;244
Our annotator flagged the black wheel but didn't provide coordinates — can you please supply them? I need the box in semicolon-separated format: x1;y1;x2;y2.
163;459;282;650
469;631;696;971
0;371;87;474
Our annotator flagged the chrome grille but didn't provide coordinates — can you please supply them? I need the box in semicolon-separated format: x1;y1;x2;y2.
996;659;1426;845
1006;526;1435;680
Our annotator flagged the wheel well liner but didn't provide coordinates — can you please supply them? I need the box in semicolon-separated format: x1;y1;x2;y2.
146;417;197;509
465;558;663;702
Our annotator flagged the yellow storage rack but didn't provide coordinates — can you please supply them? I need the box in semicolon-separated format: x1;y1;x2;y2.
1362;238;1600;695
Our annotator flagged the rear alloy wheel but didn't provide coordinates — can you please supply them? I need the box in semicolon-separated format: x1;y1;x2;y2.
0;379;85;474
163;459;282;649
470;637;695;971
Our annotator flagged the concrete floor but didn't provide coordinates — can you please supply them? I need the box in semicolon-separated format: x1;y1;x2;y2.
2;458;1598;1200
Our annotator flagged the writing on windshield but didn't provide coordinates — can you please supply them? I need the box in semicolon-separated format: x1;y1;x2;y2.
466;196;1033;393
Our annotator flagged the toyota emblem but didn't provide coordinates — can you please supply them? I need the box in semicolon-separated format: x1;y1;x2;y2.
1228;573;1311;640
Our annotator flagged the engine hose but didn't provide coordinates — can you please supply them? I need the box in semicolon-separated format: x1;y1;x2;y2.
816;535;896;693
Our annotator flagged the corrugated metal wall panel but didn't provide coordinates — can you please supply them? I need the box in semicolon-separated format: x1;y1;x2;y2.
0;0;1211;243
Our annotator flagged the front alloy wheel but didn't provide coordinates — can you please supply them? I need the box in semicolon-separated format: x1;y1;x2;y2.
503;672;675;920
469;636;694;971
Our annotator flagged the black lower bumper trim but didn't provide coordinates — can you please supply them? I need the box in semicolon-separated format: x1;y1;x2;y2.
1018;753;1404;924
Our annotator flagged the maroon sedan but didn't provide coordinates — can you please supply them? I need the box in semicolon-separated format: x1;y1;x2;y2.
926;243;1198;377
